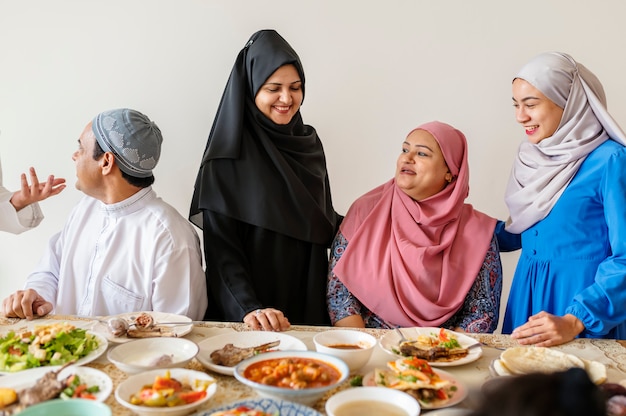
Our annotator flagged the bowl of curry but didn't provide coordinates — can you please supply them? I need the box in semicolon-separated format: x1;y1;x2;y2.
233;350;349;406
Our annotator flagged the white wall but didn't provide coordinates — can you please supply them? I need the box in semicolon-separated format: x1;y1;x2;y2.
2;0;626;331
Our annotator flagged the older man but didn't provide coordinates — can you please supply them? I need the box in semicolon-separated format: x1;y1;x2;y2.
2;109;207;320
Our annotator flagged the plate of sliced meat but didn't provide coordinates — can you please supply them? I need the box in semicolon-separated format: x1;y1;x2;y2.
196;331;307;376
379;327;482;367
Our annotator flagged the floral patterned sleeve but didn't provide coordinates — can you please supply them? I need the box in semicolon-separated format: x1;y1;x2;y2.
326;231;364;325
443;233;503;333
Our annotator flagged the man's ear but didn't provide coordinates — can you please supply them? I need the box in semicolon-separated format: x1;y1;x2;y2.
100;152;115;175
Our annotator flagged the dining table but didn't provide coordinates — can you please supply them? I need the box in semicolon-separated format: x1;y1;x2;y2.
2;315;626;415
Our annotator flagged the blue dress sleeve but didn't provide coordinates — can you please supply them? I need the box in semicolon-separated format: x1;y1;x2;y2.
567;147;626;337
495;220;522;252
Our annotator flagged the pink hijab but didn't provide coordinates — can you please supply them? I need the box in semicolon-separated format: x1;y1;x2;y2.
333;121;496;327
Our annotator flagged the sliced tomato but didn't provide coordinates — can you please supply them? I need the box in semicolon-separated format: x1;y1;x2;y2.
435;388;449;400
438;328;449;342
177;390;207;404
72;384;87;398
153;376;182;391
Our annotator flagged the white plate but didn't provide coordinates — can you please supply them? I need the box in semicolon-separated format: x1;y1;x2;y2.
425;409;472;416
363;368;468;410
91;311;192;343
0;330;108;375
198;397;322;416
196;331;308;376
379;327;482;367
0;365;113;402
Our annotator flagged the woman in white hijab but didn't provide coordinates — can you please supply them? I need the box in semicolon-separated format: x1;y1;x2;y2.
500;51;626;346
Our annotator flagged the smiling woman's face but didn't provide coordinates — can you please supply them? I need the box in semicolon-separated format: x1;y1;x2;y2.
395;129;451;201
254;64;303;125
512;78;564;144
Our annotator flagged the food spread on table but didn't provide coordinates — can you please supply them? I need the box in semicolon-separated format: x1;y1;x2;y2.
0;323;100;372
492;346;607;384
371;357;458;407
0;363;101;415
396;328;470;362
128;369;213;407
210;341;281;367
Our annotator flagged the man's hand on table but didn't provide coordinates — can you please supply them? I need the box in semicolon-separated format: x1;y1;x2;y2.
2;288;53;319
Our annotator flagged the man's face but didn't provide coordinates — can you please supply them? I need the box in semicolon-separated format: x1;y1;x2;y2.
71;122;103;197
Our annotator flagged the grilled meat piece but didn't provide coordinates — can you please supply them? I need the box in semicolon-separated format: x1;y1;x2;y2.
399;341;469;362
0;363;74;415
210;341;280;367
133;312;155;330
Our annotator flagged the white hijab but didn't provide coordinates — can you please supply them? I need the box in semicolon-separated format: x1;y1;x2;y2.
505;52;626;233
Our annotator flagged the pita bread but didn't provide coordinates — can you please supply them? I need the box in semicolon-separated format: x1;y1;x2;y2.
498;347;607;384
492;359;514;376
500;347;584;374
582;358;607;385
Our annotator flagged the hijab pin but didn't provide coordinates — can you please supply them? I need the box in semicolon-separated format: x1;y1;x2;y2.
244;39;254;49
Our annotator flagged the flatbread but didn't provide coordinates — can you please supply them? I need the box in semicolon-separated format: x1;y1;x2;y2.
582;358;607;385
492;359;514;376
500;347;584;375
498;347;606;384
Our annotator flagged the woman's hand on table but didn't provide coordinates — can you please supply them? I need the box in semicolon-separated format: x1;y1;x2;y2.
2;288;53;319
511;311;584;347
244;307;290;332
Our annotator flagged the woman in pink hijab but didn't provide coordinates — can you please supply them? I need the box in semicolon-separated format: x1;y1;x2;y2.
328;121;502;332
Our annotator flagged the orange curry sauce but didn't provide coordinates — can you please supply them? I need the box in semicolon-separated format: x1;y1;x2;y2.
243;357;341;389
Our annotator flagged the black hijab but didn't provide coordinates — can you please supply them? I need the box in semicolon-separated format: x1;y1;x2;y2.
189;30;338;244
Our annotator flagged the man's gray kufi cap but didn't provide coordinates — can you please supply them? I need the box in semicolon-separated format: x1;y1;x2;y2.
92;108;162;178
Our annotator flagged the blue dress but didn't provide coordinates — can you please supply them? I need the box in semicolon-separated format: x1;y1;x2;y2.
501;139;626;339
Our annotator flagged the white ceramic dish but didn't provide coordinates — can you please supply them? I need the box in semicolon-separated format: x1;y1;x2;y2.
0;365;113;402
325;386;421;416
196;330;307;376
0;330;108;375
107;337;198;374
201;397;323;416
233;350;349;406
313;329;376;373
91;311;192;343
363;368;468;410
17;398;112;416
115;368;217;416
425;409;472;416
379;327;482;366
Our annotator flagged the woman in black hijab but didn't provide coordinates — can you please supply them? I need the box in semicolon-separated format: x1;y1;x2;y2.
189;30;341;330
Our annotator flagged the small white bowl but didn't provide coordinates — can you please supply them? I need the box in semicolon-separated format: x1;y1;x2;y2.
325;386;421;416
107;337;198;374
313;329;376;373
234;350;349;406
115;368;217;416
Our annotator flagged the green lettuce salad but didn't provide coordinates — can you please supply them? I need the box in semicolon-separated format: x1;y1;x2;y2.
0;322;100;372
